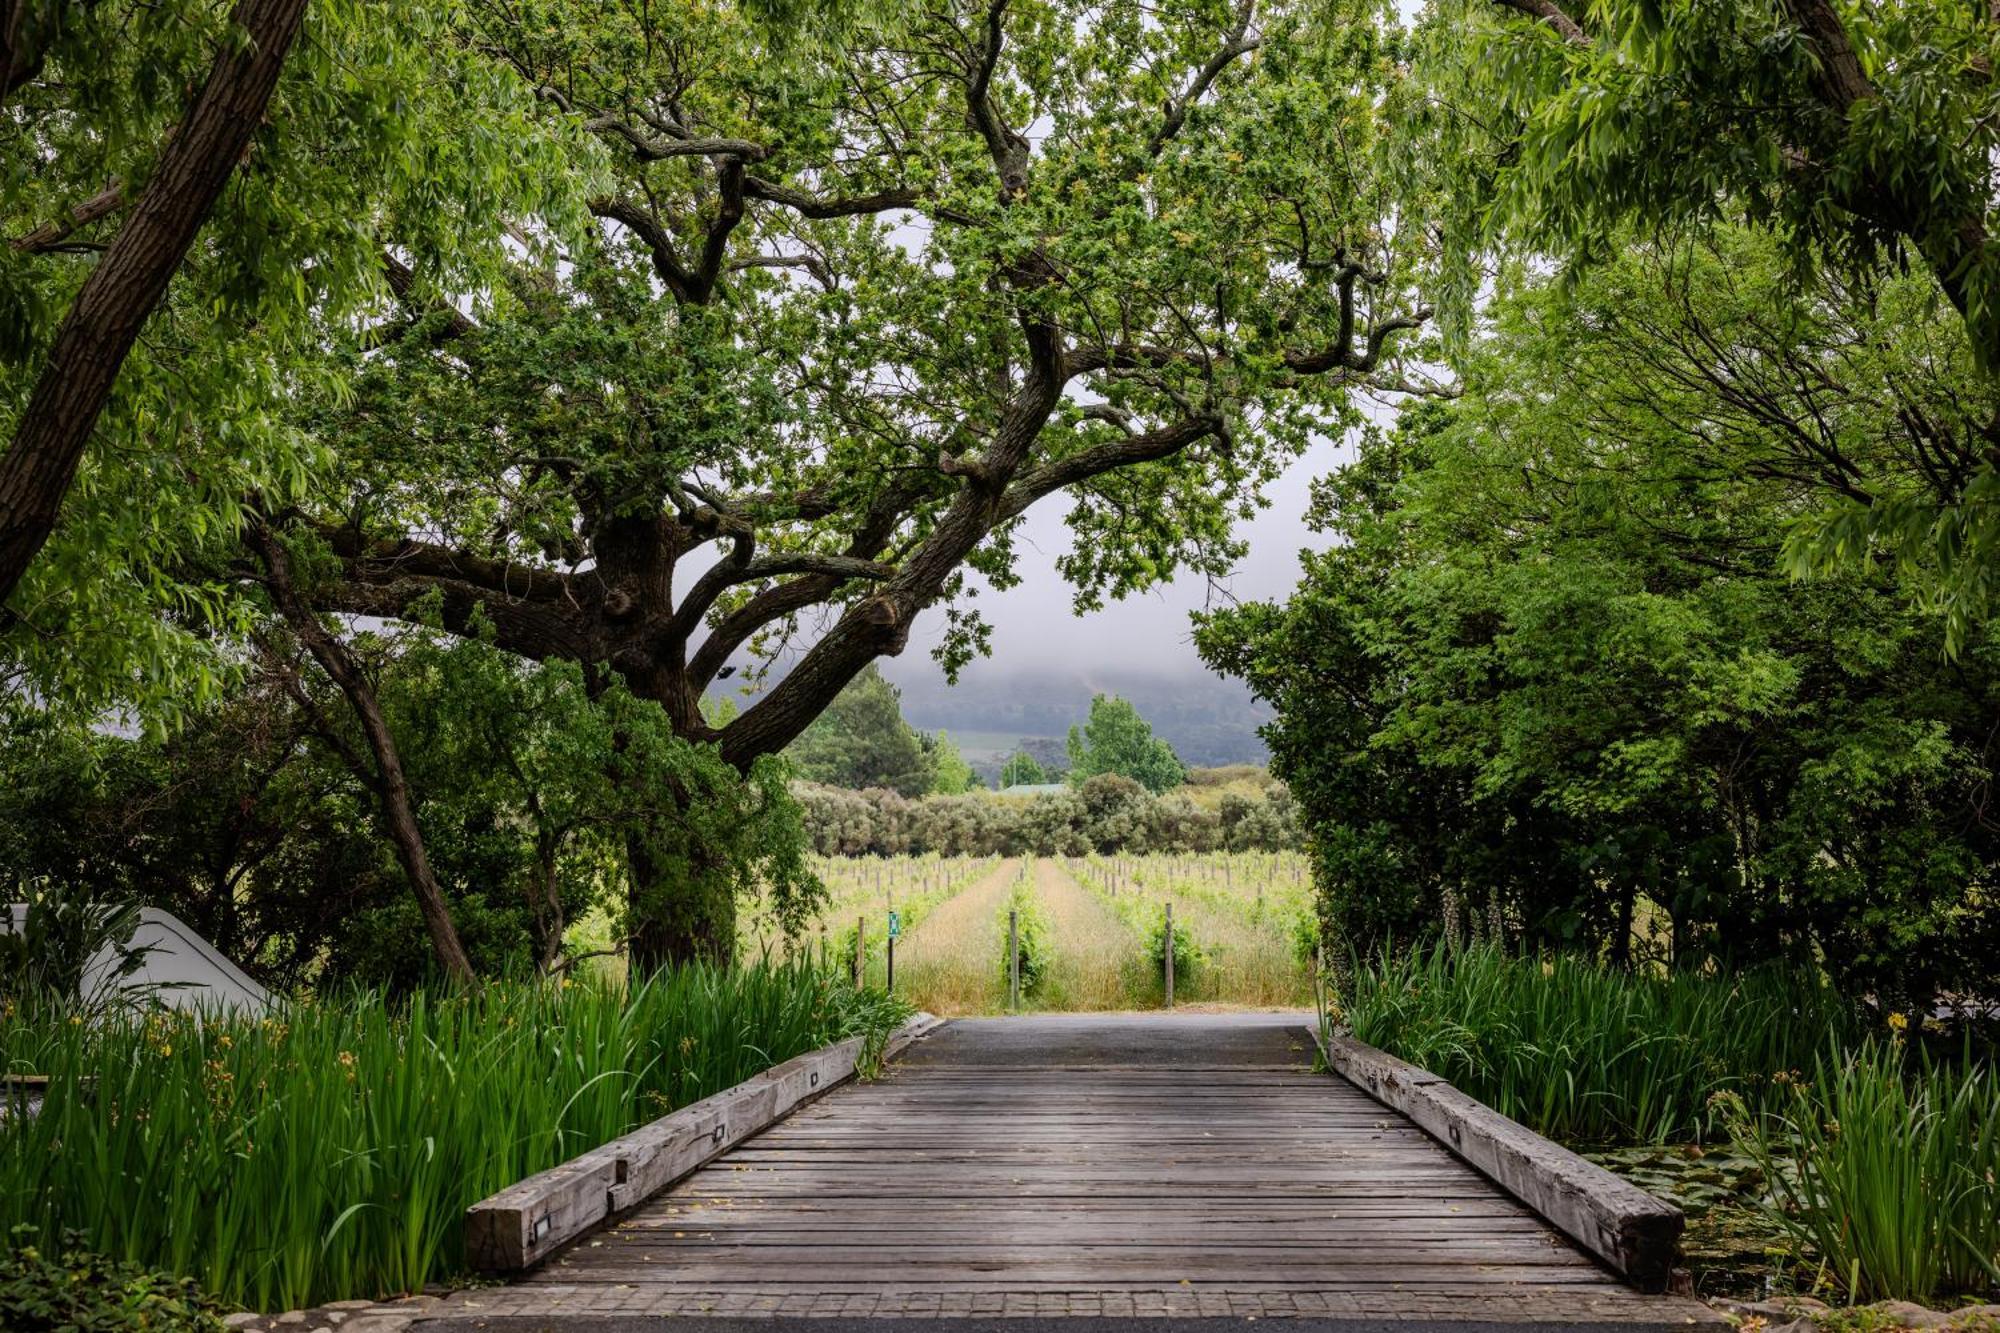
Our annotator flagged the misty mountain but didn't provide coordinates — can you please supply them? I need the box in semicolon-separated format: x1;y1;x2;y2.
883;664;1272;770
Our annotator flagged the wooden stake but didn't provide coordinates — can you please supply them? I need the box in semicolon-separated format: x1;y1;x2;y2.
1163;901;1175;1008
1008;908;1020;1011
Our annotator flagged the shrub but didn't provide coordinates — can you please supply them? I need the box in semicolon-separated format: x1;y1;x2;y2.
1722;1039;2000;1303
1343;943;1856;1143
795;780;1298;858
0;963;908;1310
0;1229;225;1333
0;884;154;1015
1147;907;1201;989
998;881;1051;997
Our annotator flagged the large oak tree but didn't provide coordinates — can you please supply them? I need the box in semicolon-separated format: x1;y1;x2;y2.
283;0;1428;967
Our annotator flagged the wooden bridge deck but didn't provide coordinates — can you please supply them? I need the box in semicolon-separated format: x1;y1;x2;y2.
429;1014;1718;1326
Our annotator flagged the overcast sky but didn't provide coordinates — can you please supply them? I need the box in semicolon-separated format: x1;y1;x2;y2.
878;416;1379;693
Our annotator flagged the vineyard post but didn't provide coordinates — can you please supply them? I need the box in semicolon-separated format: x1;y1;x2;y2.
854;916;864;991
1009;908;1020;1011
1164;901;1175;1008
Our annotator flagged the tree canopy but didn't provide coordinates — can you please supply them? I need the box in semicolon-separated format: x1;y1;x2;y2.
7;0;1995;1001
1410;0;2000;647
999;750;1049;788
1198;232;2000;1004
927;731;978;795
0;0;1428;976
786;665;936;797
254;0;1421;963
1065;695;1187;795
0;1;565;720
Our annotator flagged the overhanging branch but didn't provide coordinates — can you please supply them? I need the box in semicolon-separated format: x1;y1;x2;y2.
1149;1;1261;156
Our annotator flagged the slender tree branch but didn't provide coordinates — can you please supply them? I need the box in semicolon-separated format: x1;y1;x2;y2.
689;156;748;302
965;0;1031;198
584;114;770;162
1491;0;1592;47
376;251;476;342
669;550;897;645
741;177;920;218
1001;413;1224;517
591;196;696;302
1149;1;1260;156
729;253;836;289
316;521;578;604
247;518;477;987
9;181;127;253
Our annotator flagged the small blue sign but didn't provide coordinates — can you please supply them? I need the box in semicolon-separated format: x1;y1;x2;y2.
887;910;902;940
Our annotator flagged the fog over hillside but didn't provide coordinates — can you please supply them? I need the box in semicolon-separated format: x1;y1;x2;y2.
861;420;1379;771
888;663;1273;770
717;398;1381;768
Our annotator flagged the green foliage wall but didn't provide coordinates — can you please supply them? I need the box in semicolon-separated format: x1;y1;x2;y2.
1200;239;2000;1006
0;636;818;991
1405;0;2000;646
797;775;1297;859
0;1;571;721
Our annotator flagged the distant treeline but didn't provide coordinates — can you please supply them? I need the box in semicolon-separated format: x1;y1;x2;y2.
797;772;1300;858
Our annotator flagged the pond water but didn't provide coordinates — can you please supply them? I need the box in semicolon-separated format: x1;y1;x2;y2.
1589;1143;1814;1300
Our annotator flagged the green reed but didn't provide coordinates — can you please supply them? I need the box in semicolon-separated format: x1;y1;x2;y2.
1722;1038;2000;1303
1342;942;1856;1144
0;962;907;1311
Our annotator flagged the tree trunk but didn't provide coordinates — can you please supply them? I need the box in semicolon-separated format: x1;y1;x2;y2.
1611;879;1635;969
625;832;738;975
250;522;478;988
0;0;309;608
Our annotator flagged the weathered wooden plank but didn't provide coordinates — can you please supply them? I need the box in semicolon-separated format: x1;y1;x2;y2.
585;1234;1589;1248
464;1012;938;1271
524;1276;1640;1294
540;1259;1617;1284
626;1203;1544;1223
627;1218;1545;1236
1311;1025;1684;1293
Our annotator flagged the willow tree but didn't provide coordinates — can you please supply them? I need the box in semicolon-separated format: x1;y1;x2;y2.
1409;0;2000;647
286;0;1427;967
0;1;566;718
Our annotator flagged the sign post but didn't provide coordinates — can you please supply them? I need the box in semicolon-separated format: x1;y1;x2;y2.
886;910;901;994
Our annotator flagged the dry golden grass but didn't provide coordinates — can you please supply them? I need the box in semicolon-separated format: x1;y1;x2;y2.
1067;852;1314;1008
738;854;1000;971
1030;857;1140;1010
891;856;1022;1014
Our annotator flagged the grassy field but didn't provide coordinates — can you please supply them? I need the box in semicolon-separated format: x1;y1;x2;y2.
778;851;1315;1014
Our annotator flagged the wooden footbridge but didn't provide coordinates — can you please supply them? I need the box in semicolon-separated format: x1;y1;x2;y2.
434;1014;1720;1328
